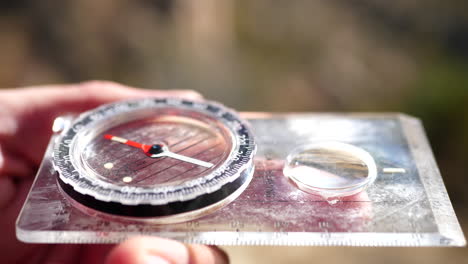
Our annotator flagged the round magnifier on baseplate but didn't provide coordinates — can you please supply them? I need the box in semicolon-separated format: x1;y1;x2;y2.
283;142;377;199
53;98;256;223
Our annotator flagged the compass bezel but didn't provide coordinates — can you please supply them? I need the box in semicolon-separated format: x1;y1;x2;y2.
53;98;256;213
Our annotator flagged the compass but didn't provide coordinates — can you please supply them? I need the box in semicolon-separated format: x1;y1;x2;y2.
53;98;256;221
17;113;465;246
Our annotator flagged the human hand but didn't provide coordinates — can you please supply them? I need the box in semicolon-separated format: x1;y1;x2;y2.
0;81;228;264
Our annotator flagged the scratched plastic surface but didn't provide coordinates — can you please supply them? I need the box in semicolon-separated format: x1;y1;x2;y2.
16;114;466;246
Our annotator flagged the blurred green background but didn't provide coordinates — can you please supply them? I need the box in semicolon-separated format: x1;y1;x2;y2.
1;0;467;263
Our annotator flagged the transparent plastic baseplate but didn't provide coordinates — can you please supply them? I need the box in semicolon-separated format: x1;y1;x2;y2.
16;113;466;246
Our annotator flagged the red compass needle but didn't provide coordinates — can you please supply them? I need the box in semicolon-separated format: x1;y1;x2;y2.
104;134;214;168
104;134;152;153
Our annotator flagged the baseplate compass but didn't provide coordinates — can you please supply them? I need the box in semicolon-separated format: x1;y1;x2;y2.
16;99;465;247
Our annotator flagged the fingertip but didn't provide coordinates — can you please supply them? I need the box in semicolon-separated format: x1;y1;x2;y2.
187;245;229;264
78;80;127;91
106;237;229;264
77;80;204;102
105;236;189;264
165;90;204;101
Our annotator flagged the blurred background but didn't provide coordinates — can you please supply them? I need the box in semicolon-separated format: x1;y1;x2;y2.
1;0;467;263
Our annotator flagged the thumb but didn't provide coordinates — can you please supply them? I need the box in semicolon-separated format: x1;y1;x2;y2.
105;237;229;264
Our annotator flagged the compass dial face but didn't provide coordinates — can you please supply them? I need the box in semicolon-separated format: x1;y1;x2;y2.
53;98;256;219
82;113;232;188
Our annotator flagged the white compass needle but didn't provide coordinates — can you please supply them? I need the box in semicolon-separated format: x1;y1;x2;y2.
155;151;214;168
